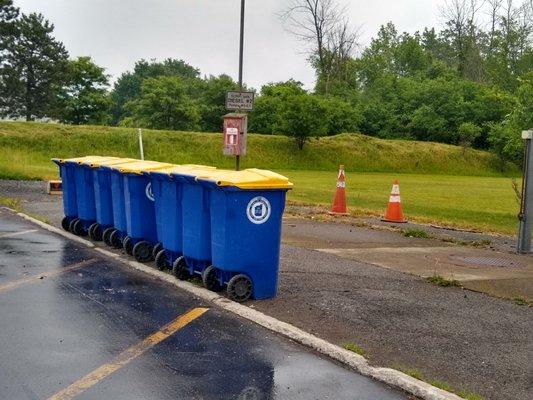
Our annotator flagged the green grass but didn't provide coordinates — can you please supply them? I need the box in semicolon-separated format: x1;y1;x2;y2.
0;121;521;233
0;196;22;210
403;228;430;238
425;275;462;287
513;296;528;306
282;170;519;234
391;364;483;400
343;343;366;357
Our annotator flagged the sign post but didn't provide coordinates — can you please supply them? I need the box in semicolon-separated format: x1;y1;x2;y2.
222;0;248;171
517;128;533;253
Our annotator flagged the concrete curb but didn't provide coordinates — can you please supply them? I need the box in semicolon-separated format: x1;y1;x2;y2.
14;210;462;400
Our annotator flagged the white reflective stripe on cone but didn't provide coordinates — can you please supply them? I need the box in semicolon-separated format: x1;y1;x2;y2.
389;195;401;203
391;185;400;195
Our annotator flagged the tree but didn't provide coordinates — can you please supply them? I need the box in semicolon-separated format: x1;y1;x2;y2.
440;0;485;81
0;1;19;110
249;80;307;134
123;75;201;131
458;122;482;153
197;74;238;132
485;0;533;91
277;94;328;149
488;72;533;166
110;58;200;124
0;12;68;120
59;57;111;125
0;0;18;38
281;0;359;94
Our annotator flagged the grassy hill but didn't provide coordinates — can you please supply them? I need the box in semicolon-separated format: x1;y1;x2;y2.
0;122;521;233
0;121;517;180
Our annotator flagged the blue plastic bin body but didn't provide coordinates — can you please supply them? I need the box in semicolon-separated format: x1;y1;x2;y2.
107;167;128;234
173;173;211;272
67;161;97;224
207;185;288;299
150;172;183;257
123;174;158;244
52;160;77;218
93;168;114;228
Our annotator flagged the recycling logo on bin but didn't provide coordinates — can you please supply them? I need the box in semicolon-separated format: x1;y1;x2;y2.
145;182;154;202
246;196;271;224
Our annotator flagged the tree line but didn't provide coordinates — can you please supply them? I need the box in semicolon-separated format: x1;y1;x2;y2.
0;0;531;164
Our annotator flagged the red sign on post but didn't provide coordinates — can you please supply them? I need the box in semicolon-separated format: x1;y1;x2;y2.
223;113;247;156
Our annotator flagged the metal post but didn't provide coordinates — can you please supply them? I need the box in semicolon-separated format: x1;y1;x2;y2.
138;128;145;161
236;0;245;171
517;129;533;253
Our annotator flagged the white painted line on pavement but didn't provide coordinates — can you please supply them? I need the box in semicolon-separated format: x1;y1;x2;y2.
0;229;37;239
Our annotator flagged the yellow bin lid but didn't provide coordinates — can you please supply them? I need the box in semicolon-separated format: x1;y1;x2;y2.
51;155;116;165
117;160;175;175
154;164;217;176
89;158;138;168
198;168;293;190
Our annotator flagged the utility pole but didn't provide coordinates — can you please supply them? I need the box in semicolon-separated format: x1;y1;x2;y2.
236;0;245;171
517;129;533;253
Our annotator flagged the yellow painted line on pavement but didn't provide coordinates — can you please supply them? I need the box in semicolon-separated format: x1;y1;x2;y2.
48;307;209;400
0;229;38;239
0;258;98;294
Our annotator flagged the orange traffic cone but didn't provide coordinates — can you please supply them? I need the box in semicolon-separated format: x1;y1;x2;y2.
330;165;348;215
382;180;407;223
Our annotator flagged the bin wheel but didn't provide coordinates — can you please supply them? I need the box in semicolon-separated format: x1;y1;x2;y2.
202;266;223;292
152;243;163;260
87;223;95;239
227;274;253;302
88;223;102;241
172;256;190;281
109;229;122;249
69;219;86;236
123;236;133;255
133;241;153;263
61;217;70;232
102;228;115;246
155;249;169;271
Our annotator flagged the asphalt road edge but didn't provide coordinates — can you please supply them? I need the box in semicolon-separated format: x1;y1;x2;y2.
13;209;462;400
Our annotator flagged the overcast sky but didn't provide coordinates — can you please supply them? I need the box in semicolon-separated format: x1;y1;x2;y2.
15;0;442;90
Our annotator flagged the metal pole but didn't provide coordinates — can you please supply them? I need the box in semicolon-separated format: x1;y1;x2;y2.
236;0;245;171
138;128;145;160
517;129;533;253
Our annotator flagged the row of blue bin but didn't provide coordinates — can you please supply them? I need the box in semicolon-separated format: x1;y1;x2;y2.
52;156;293;301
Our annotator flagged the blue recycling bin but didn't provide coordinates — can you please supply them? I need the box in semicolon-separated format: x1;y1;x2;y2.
167;168;218;280
100;163;129;249
118;160;174;263
147;165;216;271
87;158;136;242
197;169;292;301
51;156;115;235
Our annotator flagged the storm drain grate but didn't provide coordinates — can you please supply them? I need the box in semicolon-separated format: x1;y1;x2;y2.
449;255;525;268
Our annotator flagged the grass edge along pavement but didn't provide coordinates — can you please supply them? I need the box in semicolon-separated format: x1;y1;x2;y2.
7;207;464;400
390;365;483;400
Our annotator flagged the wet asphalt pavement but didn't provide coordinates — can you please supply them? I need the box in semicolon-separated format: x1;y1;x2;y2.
0;209;406;400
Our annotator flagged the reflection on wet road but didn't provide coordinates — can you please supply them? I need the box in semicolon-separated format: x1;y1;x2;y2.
0;209;406;400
